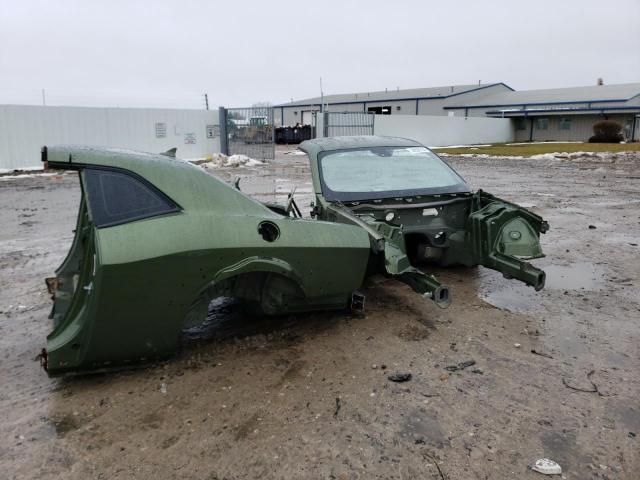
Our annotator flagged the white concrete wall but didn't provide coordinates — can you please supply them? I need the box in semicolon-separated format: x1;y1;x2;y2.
373;114;514;147
0;105;220;171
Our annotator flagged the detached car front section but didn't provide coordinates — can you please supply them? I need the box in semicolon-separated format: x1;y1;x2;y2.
300;136;549;301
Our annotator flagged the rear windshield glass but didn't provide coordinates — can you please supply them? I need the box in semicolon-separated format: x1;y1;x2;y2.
319;146;469;201
83;169;179;228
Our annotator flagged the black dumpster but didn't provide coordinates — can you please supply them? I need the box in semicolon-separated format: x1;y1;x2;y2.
275;125;313;144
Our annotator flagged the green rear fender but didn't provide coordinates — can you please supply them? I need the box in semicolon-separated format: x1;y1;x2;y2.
213;256;305;294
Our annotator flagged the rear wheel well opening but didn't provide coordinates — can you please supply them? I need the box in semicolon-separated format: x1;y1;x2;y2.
181;272;307;347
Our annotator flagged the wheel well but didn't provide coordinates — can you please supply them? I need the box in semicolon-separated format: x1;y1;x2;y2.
183;271;306;329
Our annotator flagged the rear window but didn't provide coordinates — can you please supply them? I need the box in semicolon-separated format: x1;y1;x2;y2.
83;168;179;228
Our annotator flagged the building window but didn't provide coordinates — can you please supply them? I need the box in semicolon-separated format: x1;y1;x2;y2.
367;106;392;115
559;118;572;130
155;122;167;138
536;118;549;130
206;124;219;139
514;118;527;131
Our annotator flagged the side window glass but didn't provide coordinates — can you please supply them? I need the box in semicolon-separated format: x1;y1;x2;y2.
83;169;178;227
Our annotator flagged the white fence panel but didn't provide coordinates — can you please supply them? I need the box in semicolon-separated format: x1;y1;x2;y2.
373;114;514;147
0;105;220;171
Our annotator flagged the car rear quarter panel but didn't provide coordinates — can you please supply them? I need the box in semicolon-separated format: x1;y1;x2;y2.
51;213;370;372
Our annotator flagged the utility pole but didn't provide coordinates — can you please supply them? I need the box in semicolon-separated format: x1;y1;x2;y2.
42;89;46;106
204;93;209;110
320;77;324;113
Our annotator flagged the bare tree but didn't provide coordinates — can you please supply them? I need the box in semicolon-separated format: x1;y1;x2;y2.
251;101;272;117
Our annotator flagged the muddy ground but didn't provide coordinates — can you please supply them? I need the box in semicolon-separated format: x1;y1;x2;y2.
1;146;638;479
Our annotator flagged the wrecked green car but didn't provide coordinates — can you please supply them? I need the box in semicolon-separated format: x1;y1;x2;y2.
298;136;548;298
41;139;547;375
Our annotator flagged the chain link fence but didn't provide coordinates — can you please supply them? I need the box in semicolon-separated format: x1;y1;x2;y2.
319;112;375;137
219;107;275;160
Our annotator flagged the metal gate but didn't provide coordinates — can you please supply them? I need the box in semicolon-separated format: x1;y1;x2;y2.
219;106;275;160
319;111;375;137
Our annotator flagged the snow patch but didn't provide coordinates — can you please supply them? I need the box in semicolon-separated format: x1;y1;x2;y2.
0;172;59;180
0;166;45;175
506;141;583;145
432;144;492;149
439;153;523;159
441;150;637;163
200;153;265;169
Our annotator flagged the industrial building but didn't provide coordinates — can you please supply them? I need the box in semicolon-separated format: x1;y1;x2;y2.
277;82;640;142
444;82;640;142
275;83;513;126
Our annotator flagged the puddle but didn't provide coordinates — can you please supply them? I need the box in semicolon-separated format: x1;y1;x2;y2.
478;285;544;314
478;262;606;313
543;263;605;290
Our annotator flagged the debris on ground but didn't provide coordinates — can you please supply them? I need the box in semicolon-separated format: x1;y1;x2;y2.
531;349;554;359
444;360;476;372
562;370;610;396
387;373;412;382
514;343;522;348
421;392;440;398
334;397;341;418
531;458;562;475
588;225;597;229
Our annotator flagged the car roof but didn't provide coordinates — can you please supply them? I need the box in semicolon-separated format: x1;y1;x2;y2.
299;136;424;159
44;145;278;216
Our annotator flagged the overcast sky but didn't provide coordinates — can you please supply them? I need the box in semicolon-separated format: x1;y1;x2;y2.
1;0;638;109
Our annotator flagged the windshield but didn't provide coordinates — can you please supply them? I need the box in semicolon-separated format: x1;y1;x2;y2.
319;146;470;201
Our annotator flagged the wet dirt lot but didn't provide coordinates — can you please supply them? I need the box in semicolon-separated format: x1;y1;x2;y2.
1;147;639;479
